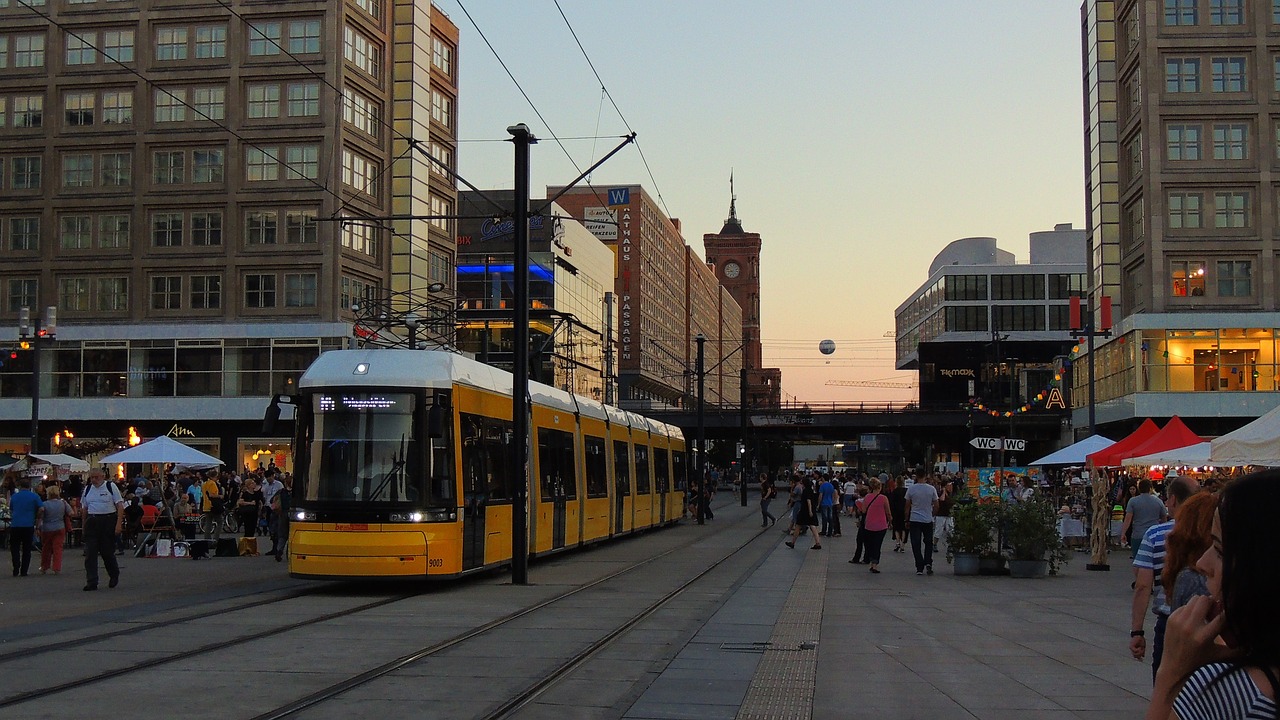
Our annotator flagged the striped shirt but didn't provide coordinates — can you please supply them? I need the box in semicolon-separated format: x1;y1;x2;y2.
1134;520;1174;616
1174;663;1278;720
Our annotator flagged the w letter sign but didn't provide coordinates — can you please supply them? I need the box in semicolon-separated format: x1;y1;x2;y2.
608;188;630;206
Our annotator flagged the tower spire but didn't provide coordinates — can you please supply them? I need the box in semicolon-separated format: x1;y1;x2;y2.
720;171;744;234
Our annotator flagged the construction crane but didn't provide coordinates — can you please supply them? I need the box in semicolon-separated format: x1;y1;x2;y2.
825;379;918;389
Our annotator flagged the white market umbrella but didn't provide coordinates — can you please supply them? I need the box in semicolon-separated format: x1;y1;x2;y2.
1210;403;1280;467
100;435;223;468
1029;435;1115;466
1122;441;1212;467
23;453;91;473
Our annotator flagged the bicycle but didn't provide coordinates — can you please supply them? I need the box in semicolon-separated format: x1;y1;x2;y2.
197;511;237;536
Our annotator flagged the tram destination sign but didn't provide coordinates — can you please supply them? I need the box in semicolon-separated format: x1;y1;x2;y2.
969;437;1026;452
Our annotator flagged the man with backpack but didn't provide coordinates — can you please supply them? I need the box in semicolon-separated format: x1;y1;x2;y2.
81;468;125;591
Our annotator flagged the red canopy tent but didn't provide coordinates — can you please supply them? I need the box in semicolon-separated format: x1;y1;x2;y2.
1111;416;1205;464
1087;418;1160;467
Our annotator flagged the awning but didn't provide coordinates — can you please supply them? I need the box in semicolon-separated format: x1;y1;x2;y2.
1029;435;1115;466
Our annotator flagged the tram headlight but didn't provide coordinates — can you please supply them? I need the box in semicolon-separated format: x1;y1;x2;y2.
410;511;424;523
294;509;316;522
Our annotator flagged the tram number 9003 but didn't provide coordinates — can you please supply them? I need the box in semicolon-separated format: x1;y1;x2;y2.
427;558;443;568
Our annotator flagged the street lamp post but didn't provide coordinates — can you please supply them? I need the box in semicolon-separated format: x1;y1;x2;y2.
695;333;706;526
404;313;419;349
19;306;55;454
508;123;536;586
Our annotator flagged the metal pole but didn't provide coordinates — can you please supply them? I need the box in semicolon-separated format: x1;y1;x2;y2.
1087;318;1097;435
508;123;535;585
740;365;748;507
28;318;41;453
695;333;706;525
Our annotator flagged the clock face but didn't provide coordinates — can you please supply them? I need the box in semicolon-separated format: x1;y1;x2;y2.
724;261;741;279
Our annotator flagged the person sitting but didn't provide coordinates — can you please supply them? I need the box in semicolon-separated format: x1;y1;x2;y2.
1146;470;1279;720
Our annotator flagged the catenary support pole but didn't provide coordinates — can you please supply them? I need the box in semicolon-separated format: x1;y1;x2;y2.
508;124;535;585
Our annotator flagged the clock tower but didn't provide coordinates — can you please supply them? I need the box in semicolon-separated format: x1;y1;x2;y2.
703;180;782;408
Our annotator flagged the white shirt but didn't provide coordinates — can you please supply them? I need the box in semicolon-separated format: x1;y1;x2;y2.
83;481;125;515
261;478;284;506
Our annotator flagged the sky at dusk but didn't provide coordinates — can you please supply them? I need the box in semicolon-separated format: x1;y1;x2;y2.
445;1;1086;405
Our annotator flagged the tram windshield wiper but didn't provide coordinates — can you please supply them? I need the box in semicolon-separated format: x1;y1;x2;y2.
366;435;408;501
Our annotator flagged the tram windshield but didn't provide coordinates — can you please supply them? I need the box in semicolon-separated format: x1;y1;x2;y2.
303;391;440;505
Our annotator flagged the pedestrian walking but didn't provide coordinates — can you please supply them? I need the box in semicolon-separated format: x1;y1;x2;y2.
852;477;891;573
887;475;908;552
8;477;43;577
785;476;822;550
851;486;869;563
38;484;70;574
271;474;292;561
905;474;940;575
818;475;837;537
201;470;223;540
1131;476;1199;682
81;468;125;591
759;474;777;527
784;475;803;534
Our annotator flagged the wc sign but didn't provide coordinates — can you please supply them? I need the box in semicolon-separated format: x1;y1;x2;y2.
969;437;1026;452
607;187;629;205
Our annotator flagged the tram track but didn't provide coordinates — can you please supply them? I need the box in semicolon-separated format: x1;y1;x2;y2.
247;509;769;720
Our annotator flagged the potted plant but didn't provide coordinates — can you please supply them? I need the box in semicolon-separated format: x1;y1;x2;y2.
1004;496;1069;578
946;496;995;575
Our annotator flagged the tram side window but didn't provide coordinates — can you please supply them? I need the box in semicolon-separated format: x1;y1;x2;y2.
613;440;630;496
427;401;455;507
672;450;687;491
584;436;608;498
460;412;512;502
634;444;651;495
654;448;669;493
536;427;577;501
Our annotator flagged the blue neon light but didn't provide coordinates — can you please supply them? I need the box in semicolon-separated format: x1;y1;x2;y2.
457;264;554;281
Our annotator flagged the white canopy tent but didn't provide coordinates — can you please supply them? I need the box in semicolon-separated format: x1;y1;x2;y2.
1209;403;1280;467
1122;442;1212;467
1029;435;1115;466
23;453;91;472
100;435;223;468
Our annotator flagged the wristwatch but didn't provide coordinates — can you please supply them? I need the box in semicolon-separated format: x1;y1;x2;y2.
1130;630;1145;637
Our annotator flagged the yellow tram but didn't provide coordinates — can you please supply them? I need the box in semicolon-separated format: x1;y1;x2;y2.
281;348;687;579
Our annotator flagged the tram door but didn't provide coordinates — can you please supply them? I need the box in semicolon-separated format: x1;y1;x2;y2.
461;412;506;571
613;440;630;535
655;448;669;524
538;427;573;551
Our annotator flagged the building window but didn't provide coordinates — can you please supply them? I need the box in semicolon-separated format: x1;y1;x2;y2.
341;217;377;257
245;147;279;181
13;34;45;68
246;211;277;245
65;31;96;65
1217;260;1252;296
11;156;40;189
943;306;987;332
248;22;282;56
285;145;319;180
943;275;987;301
154;88;186;122
1171;260;1207;296
340;276;376;311
190;274;221;310
13;95;42;128
1167;124;1201;160
192;86;225;121
96;277;127;312
287;82;320;117
284;273;317;307
102;90;131;124
1166;58;1200;93
194;25;226;58
428;194;451;233
1048;305;1073;331
1211;57;1247;93
991;306;1044;332
341;149;378;195
1165;0;1197;25
1168;192;1203;229
156;27;188;61
990;274;1045;301
431;36;452;76
100;152;131;186
153;150;184;184
1210;0;1244;25
1124;199;1146;249
151;275;182;310
8;278;37;313
247;84;280;119
62;154;93;188
244;273;276;308
1212;123;1247;160
286;210;317;243
342;88;379;138
354;0;380;20
429;249;452;286
191;211;222;246
58;278;90;312
429;141;451;177
98;214;129;248
1214;191;1249;228
430;89;452;129
1048;273;1087;300
343;25;379;79
59;215;91;249
102;29;133;63
9;217;39;250
64;91;94;126
287;20;320;54
192;149;224;183
151;212;183;247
